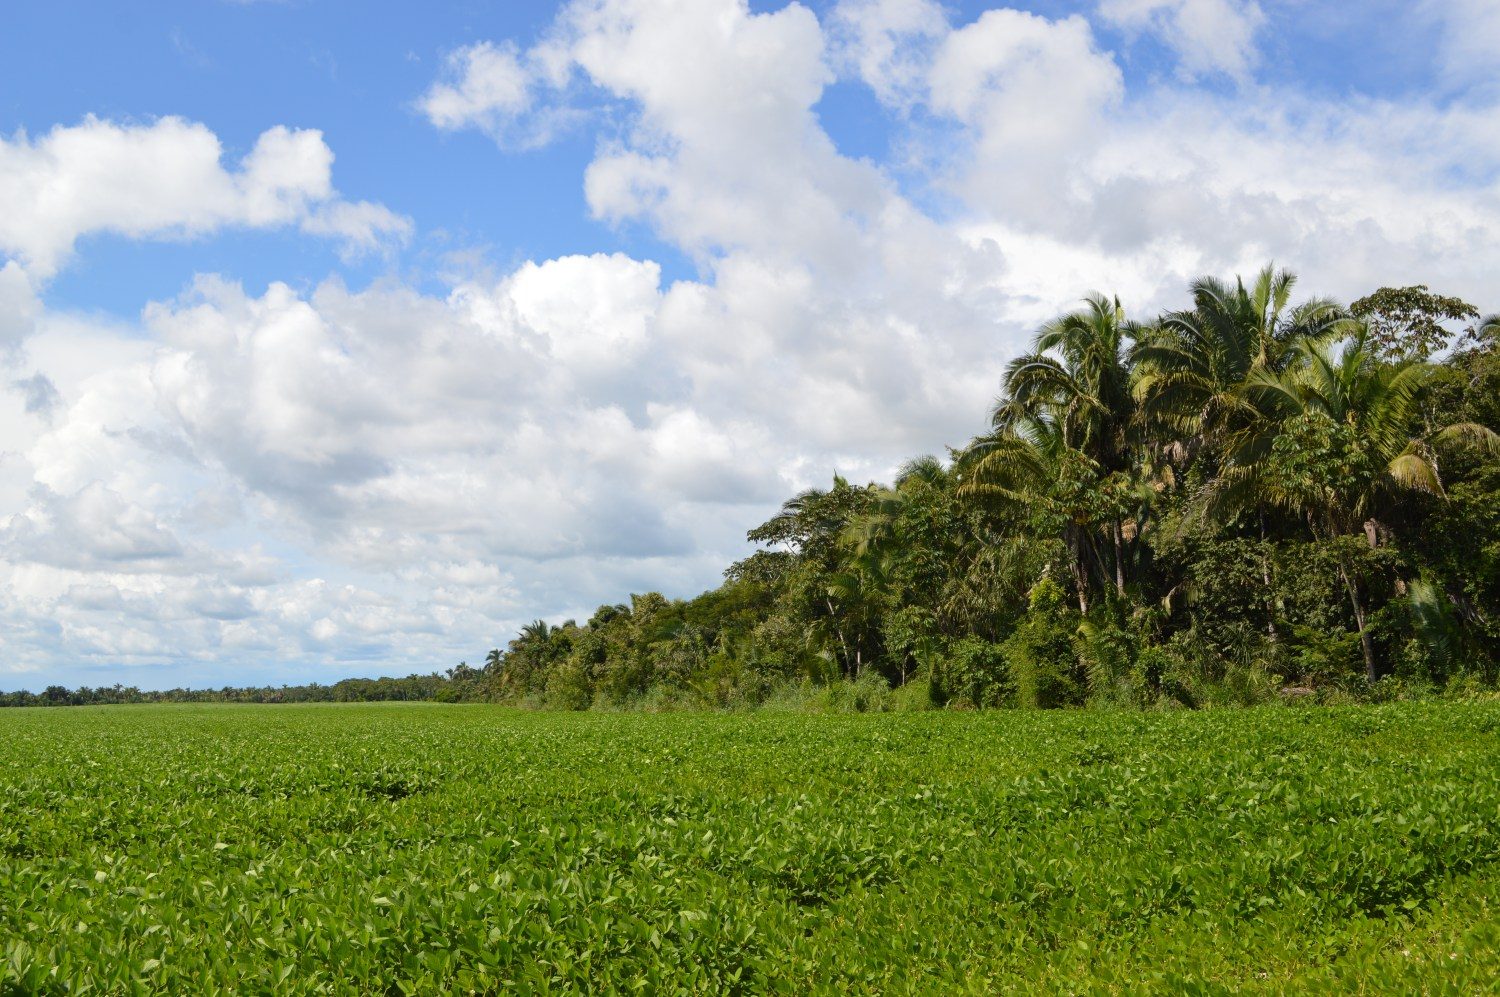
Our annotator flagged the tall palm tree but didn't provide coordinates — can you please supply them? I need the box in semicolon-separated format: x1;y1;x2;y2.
1132;266;1348;644
959;414;1110;612
977;294;1145;604
999;293;1136;470
1132;266;1346;467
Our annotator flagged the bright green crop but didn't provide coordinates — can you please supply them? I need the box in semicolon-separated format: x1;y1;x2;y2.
1;703;1497;993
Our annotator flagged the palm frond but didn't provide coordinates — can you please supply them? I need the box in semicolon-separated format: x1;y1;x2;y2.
1433;421;1500;455
1387;450;1443;495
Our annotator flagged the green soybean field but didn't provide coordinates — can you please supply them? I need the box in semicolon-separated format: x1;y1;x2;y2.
2;704;1498;993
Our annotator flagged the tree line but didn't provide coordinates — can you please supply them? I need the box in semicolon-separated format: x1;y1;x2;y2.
7;268;1497;710
477;269;1500;710
0;669;487;708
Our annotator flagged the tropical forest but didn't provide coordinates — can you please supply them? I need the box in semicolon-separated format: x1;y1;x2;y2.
457;269;1498;712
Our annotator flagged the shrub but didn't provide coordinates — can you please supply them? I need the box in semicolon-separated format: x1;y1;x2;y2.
889;675;937;711
543;661;593;711
1073;617;1148;708
934;636;1011;707
1004;578;1084;708
760;674;892;713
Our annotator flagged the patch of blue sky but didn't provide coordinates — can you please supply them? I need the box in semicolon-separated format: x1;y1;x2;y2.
1;1;698;311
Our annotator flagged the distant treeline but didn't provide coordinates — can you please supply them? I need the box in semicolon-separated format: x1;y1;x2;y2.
0;666;489;708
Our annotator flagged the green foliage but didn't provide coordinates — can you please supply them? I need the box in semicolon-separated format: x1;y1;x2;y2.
888;675;936;711
1004;579;1085;709
1397;578;1467;683
933;635;1011;707
543;659;593;711
759;674;893;713
1073;616;1146;707
1350;284;1480;361
404;280;1488;713
4;703;1500;991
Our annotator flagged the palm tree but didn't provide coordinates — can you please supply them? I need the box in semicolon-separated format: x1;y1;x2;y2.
1480;314;1500;343
974;293;1147;603
518;619;552;644
999;293;1137;471
839;457;949;567
480;647;504;700
1132;266;1345;467
1219;326;1499;679
1131;266;1348;644
959;414;1110;612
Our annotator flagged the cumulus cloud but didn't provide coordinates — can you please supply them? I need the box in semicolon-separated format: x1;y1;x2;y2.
928;9;1124;224
420;42;534;129
1097;0;1266;82
136;264;793;559
1;248;795;677
3;483;187;571
0;117;411;279
0;262;40;351
1423;0;1500;90
828;0;949;108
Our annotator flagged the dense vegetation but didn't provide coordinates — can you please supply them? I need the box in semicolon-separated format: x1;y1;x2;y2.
0;671;483;709
470;269;1500;711
4;268;1495;712
3;703;1497;991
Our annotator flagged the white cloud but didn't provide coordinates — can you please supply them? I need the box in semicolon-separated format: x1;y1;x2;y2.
0;117;410;280
417;41;581;147
421;42;534;130
0;254;779;678
1423;0;1500;89
504;253;662;375
829;0;948;108
300;201;413;261
3;483;186;571
928;9;1124;225
1098;0;1266;82
0;262;40;351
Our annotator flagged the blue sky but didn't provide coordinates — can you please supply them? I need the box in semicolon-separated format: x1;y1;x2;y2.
3;2;626;311
1;0;1497;689
4;0;1470;318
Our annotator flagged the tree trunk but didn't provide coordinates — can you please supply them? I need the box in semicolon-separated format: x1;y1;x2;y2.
826;598;853;679
1069;530;1090;614
1338;560;1378;682
1112;519;1126;598
1365;515;1409;597
1258;510;1279;644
